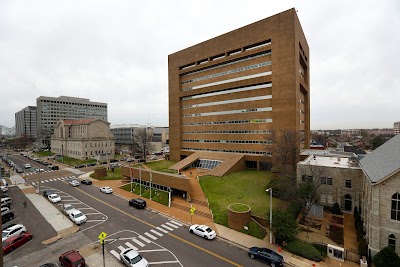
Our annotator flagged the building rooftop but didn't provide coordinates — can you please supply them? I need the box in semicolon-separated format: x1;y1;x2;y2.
359;134;400;183
299;154;360;169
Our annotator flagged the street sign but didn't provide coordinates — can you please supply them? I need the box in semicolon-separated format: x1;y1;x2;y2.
98;231;107;244
190;206;196;215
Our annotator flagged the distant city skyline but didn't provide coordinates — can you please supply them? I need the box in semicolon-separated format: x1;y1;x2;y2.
0;1;399;129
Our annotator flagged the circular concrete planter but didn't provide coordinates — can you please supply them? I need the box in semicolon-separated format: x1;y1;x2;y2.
227;203;251;231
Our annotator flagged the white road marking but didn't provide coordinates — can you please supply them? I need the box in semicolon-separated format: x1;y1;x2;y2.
132;238;145;247
148;260;180;265
166;222;178;228
41;181;44;183
44;180;49;182
150;229;163;236
32;182;36;185
118;245;125;251
138;235;151;243
144;232;157;240
110;250;120;260
169;220;183;226
125;242;138;250
156;227;169;233
161;224;174;231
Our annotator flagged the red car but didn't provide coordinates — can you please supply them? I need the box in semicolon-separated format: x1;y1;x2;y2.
2;232;33;254
59;250;86;267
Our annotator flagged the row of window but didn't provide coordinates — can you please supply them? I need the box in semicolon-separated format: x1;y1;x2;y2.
182;83;272;101
181;50;271;77
182;147;271;155
181;58;272;85
182;61;271;91
302;176;354;189
187;159;222;170
182;139;272;144
182;95;272;109
183;118;272;126
182;130;272;134
391;193;400;221
183;71;272;92
182;107;272;118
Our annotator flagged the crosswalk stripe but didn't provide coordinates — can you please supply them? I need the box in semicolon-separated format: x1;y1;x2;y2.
144;232;157;240
138;235;151;243
169;220;183;226
32;182;36;185
125;242;138;250
44;180;49;182
41;181;44;183
57;178;62;180
118;245;125;251
150;229;163;237
161;224;174;231
156;227;169;233
166;222;178;228
49;179;53;181
110;250;120;260
132;238;145;247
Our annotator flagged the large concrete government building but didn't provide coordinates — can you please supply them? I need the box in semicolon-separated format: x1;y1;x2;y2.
168;8;309;175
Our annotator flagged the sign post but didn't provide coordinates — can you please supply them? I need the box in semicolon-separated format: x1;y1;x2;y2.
190;205;196;225
98;231;107;267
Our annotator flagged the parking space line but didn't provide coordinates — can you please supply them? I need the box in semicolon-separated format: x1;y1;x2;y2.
166;222;179;228
144;232;157;240
150;229;163;237
132;238;145;247
86;219;107;222
137;249;169;253
138;235;151;243
125;242;138;251
156;227;169;233
149;260;180;264
110;250;120;260
83;212;103;215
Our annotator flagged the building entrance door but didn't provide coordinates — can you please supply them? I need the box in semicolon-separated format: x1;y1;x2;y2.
344;194;352;212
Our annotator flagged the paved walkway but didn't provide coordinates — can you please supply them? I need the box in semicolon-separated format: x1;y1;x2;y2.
343;213;358;252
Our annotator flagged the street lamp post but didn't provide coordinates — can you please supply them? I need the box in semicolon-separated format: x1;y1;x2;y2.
139;166;142;196
266;188;272;244
130;168;133;192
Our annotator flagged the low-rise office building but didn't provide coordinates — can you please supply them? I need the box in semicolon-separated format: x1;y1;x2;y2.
51;119;114;160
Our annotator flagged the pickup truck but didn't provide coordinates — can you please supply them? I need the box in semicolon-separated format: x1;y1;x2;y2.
61;204;76;216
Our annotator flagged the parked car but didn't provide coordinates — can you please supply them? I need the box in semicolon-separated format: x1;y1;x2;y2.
1;193;8;198
2;224;27;241
125;158;135;162
1;186;8;193
48;165;59;170
248;247;285;267
23;163;31;169
86;163;96;167
119;248;149;267
69;210;87;225
69;180;80;187
1;207;10;213
129;198;146;209
110;162;121;168
42;189;55;197
1;197;12;208
189;224;217;240
61;204;76;216
81;179;92;185
15;167;24;173
2;232;32;254
109;159;119;163
1;210;14;224
48;194;61;203
100;187;113;194
74;164;86;169
59;250;86;267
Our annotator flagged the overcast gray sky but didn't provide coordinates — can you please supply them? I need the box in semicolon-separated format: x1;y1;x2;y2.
1;0;399;130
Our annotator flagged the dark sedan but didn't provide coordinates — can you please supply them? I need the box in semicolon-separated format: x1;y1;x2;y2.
81;179;92;185
3;232;33;254
248;247;284;267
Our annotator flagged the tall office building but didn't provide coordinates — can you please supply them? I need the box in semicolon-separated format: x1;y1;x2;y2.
37;96;107;147
168;8;309;172
394;121;400;135
15;106;37;138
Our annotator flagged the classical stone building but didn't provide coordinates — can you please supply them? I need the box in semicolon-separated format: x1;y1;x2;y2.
168;8;310;175
297;152;363;211
360;134;400;257
51;119;114;160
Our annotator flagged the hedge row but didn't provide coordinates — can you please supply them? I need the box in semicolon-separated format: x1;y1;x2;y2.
286;239;323;262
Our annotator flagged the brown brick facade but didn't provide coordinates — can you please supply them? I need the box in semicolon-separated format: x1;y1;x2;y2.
168;8;310;169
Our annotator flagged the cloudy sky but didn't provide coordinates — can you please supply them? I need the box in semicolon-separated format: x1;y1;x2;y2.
1;0;399;130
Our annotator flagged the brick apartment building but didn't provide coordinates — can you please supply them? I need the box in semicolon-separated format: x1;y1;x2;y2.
168;8;310;175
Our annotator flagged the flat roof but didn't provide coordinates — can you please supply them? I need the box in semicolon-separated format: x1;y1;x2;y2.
299;155;360;169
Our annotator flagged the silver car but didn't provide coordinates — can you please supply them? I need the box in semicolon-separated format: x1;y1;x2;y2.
120;248;149;267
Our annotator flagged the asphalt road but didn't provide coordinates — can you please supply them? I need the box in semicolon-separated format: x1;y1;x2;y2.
44;180;267;267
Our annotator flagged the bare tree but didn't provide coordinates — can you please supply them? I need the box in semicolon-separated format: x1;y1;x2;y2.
267;129;301;177
132;128;154;163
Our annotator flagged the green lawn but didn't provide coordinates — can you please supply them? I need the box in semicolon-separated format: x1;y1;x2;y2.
35;151;54;157
55;156;97;166
199;170;279;226
141;160;178;174
90;168;123;180
120;183;169;206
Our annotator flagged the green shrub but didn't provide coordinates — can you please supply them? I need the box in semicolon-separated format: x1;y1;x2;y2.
272;209;298;244
313;243;327;257
358;238;367;256
287;201;302;220
286;240;323;262
331;202;342;215
373;246;400;267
